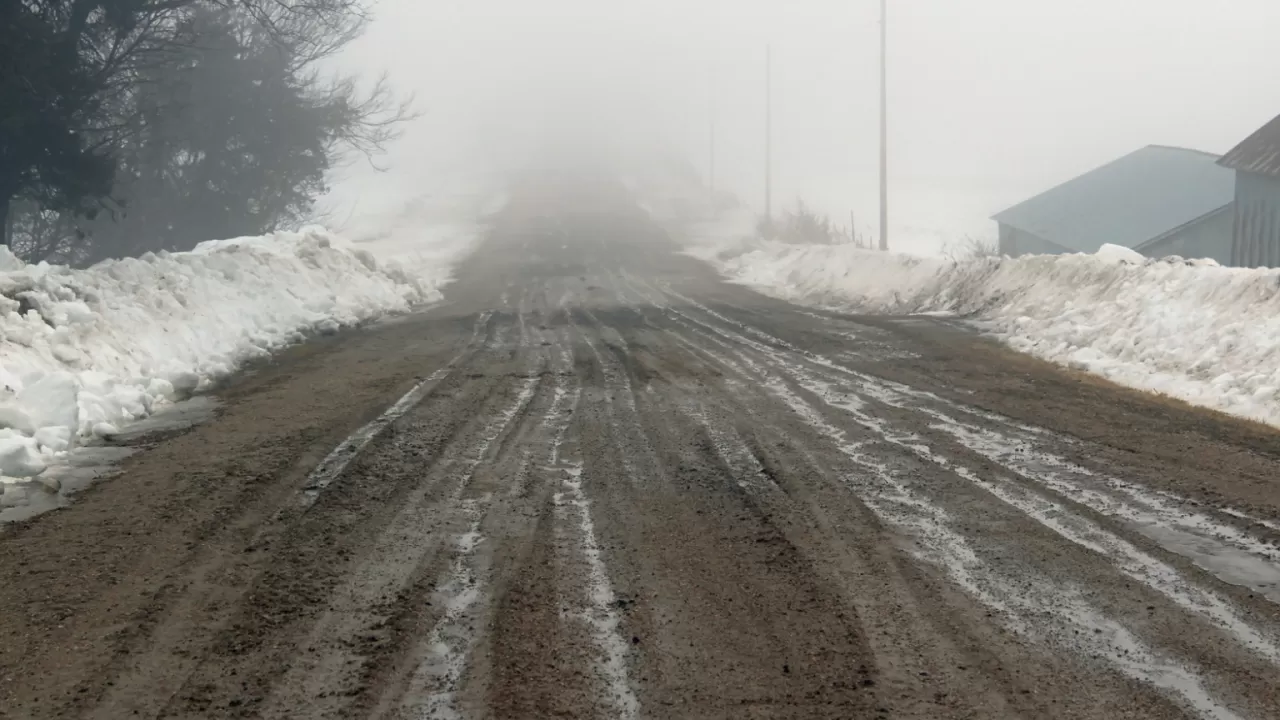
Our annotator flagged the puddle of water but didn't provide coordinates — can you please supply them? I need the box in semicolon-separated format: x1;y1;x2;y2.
109;396;220;442
1138;524;1280;604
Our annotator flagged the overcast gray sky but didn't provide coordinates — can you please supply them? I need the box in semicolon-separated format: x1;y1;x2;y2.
325;0;1280;253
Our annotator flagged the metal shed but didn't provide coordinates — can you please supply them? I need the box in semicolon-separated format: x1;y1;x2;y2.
1219;114;1280;267
993;145;1235;263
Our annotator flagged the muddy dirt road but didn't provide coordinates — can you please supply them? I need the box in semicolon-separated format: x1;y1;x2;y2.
4;193;1280;719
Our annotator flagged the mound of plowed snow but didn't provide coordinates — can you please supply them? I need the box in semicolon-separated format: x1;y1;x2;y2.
0;227;439;489
701;237;1280;428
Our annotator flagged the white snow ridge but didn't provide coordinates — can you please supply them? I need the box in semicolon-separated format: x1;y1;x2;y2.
694;235;1280;429
0;227;444;500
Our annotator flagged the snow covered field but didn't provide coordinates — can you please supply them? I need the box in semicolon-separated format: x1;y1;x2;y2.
0;208;490;512
691;227;1280;430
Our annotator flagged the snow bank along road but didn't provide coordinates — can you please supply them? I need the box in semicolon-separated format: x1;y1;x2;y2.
5;191;1280;720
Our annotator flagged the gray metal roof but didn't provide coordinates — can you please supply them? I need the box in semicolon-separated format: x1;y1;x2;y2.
1219;114;1280;178
992;145;1235;253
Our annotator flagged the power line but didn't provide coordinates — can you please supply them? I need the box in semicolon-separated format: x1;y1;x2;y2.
879;0;889;251
765;43;773;229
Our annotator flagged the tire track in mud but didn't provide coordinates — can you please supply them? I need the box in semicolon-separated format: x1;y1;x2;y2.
792;338;1280;717
672;287;1280;616
262;371;543;719
552;459;641;720
566;305;650;485
634;277;1280;720
651;317;1069;715
792;365;1280;663
760;360;1249;720
87;290;543;720
299;311;498;509
390;494;492;720
922;412;1280;605
565;294;883;719
143;314;546;719
610;282;1077;716
692;293;1280;645
388;330;585;720
667;378;1042;718
82;311;504;720
542;322;641;720
276;295;564;720
479;306;644;720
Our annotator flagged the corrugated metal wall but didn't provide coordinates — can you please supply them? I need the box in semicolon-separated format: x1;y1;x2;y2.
997;225;1072;257
1002;215;1233;263
1139;210;1234;265
1231;171;1280;267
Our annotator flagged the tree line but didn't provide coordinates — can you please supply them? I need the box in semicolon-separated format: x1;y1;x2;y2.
1;0;407;265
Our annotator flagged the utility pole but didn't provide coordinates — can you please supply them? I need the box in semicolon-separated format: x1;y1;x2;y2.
709;67;717;196
878;0;889;251
765;43;774;231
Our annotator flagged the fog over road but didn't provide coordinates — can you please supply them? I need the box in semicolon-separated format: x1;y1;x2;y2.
4;185;1280;720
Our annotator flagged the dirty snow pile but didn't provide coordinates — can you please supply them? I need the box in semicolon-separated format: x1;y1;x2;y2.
700;235;1280;428
0;227;439;487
